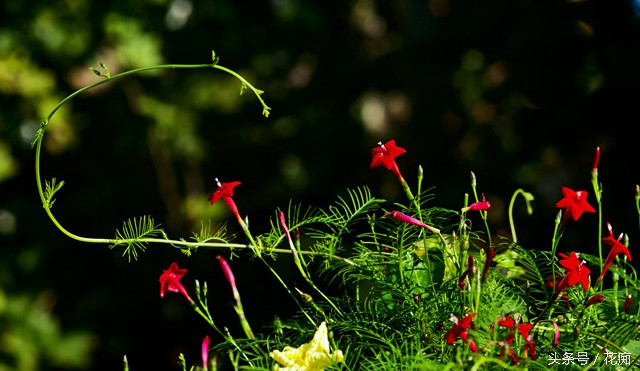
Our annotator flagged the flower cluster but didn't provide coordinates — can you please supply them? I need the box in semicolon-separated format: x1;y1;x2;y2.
151;141;635;370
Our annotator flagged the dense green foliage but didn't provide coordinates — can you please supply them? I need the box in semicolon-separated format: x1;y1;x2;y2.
2;0;640;370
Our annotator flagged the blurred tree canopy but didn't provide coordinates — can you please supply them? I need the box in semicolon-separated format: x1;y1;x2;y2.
1;0;640;369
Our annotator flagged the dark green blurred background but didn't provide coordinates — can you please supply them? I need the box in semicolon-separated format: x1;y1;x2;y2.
2;0;640;369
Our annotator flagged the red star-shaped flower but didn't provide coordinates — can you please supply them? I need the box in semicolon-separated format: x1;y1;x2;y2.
370;140;406;180
159;262;193;302
517;323;536;359
496;315;537;361
208;180;241;204
555;187;595;225
557;252;591;291
599;222;632;280
208;179;243;224
444;313;477;352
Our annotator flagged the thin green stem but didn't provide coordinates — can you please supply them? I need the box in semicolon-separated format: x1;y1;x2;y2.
258;255;316;326
470;173;492;248
591;170;603;276
213;65;271;117
549;210;563;301
507;189;534;243
34;58;270;251
635;185;640;232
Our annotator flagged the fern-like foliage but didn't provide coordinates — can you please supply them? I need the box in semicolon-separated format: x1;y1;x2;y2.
111;216;162;261
43;178;65;208
318;186;386;236
258;202;322;257
192;220;233;244
304;186;386;259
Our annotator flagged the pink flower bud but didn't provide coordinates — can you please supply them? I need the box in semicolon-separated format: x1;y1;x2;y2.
461;201;491;212
217;255;240;302
388;211;440;233
201;335;210;371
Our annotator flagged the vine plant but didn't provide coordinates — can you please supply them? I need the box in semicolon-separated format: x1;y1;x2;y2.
32;52;640;371
32;51;271;261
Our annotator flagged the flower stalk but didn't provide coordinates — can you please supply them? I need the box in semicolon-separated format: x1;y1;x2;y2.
217;256;256;339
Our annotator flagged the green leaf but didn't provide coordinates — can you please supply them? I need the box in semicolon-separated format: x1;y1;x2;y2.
44;178;65;208
111;216;162;261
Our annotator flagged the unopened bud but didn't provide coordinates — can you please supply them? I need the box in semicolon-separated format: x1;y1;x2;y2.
552;321;560;347
624;295;632;314
592;147;600;172
294;287;313;303
585;294;605;309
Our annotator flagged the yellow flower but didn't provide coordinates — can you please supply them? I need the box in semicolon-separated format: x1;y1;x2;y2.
270;321;344;371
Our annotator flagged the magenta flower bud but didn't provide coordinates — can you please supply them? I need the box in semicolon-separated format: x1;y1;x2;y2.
552;321;560;347
217;255;240;302
461;201;491;212
388;211;440;233
278;211;290;235
201;335;210;371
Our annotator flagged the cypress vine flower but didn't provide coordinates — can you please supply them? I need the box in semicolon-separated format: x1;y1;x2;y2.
444;313;477;352
555;187;595;225
370;140;406;181
599;222;632;281
557;252;591;292
209;179;243;223
496;315;536;361
159;262;193;303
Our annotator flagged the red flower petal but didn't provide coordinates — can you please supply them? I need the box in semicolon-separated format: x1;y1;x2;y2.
555;187;595;223
558;252;591;291
159;262;191;301
369;140;406;171
208;180;241;205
